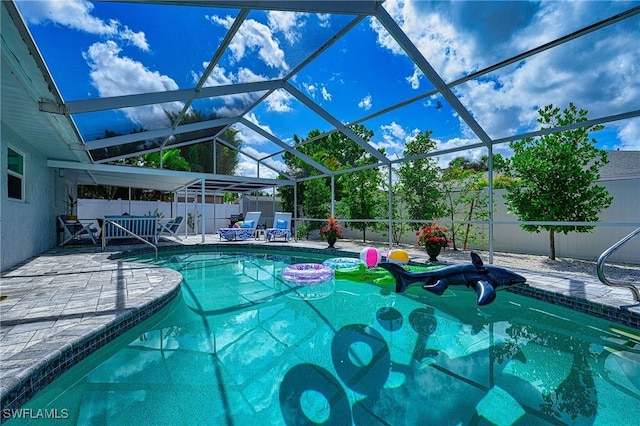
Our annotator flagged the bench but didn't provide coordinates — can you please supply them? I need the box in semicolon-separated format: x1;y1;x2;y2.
102;215;158;249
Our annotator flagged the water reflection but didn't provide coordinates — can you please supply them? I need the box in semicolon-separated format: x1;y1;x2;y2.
19;252;640;425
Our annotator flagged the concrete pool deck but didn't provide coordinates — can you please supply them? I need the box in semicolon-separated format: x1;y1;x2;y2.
1;236;639;412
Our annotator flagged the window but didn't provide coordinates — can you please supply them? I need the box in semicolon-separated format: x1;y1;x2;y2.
7;147;24;200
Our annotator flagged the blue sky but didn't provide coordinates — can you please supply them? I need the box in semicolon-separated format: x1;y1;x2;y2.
16;0;640;178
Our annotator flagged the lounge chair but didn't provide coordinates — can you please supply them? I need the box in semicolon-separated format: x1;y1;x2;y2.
218;211;262;241
265;212;292;242
157;216;184;240
228;213;243;227
58;215;99;245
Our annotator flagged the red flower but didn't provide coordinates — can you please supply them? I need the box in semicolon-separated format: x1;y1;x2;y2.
320;216;343;240
416;222;449;249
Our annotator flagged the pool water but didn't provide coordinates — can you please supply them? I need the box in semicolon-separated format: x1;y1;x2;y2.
13;251;640;425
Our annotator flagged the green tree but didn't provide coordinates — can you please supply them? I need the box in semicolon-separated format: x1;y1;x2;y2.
440;157;490;250
439;155;514;250
302;177;332;232
337;166;386;242
388;180;412;245
396;130;445;228
278;125;376;223
502;103;612;260
170;111;242;175
143;148;191;171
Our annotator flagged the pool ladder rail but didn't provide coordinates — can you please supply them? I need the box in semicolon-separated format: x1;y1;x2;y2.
597;227;640;302
101;219;158;259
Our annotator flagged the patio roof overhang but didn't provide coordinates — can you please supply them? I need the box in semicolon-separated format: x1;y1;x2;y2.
47;160;293;194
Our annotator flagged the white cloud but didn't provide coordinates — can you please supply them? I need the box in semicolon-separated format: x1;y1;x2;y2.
265;89;294;113
236;114;276;146
19;0;118;35
209;15;289;73
432;137;485;168
119;26;150;51
83;41;182;129
371;0;476;84
235;146;285;179
406;66;423;90
375;121;415;158
374;0;640;150
317;13;331;28
18;0;149;51
303;83;317;98
208;14;234;28
377;120;505;168
302;82;332;103
267;11;308;44
198;65;233;86
191;65;268;116
382;121;408;140
358;94;373;110
321;86;332;101
614;119;640;150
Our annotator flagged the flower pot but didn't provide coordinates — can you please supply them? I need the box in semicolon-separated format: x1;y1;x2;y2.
426;247;441;262
327;236;337;248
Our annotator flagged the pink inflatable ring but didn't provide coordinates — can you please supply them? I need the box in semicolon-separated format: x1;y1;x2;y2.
281;263;335;286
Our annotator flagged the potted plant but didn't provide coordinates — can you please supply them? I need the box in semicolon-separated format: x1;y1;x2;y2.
187;211;201;234
65;194;78;221
320;216;343;248
416;222;449;261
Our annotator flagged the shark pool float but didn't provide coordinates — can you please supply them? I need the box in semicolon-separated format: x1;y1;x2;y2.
377;252;526;305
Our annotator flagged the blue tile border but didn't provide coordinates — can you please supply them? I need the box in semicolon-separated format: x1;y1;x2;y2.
506;284;640;329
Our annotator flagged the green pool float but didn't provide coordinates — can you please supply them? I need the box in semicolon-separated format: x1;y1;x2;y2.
334;263;444;285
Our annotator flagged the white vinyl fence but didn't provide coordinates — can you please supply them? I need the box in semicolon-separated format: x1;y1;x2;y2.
79;178;638;263
78;199;241;235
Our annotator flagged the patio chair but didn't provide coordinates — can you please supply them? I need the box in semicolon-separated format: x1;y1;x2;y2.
228;213;244;227
218;211;262;241
265;212;292;242
58;215;99;245
157;216;184;240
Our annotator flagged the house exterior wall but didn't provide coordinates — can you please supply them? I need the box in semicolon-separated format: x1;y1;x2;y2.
1;124;69;271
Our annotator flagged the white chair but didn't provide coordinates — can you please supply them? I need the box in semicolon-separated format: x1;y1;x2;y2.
58;215;98;245
265;212;292;242
157;216;184;240
218;212;262;241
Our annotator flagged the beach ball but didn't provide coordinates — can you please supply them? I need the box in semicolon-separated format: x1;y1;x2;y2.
387;249;410;265
360;246;381;268
233;221;243;228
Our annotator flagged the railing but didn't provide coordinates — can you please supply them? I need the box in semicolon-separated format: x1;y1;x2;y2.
101;217;158;259
596;228;640;301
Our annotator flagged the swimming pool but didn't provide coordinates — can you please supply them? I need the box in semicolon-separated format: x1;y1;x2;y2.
11;250;640;425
